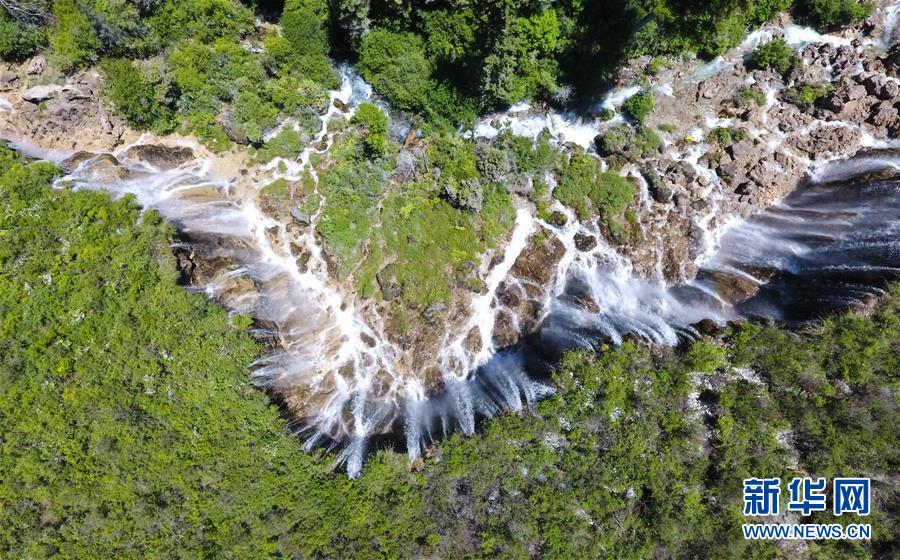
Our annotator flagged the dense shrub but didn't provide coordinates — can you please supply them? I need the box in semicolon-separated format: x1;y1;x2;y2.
48;0;101;70
350;102;388;158
623;90;655;123
737;85;767;107
554;153;635;229
796;0;874;30
0;16;45;60
596;124;662;161
747;38;798;77
782;81;834;106
357;29;433;115
101;58;174;133
280;0;338;87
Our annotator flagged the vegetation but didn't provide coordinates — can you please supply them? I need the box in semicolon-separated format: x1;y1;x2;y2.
0;10;44;60
623;90;655;123
350;102;388;158
748;38;798;77
708;126;747;145
2;143;896;557
553;152;636;234
783;81;835;107
738;85;768;107
796;0;874;30
596;123;662;161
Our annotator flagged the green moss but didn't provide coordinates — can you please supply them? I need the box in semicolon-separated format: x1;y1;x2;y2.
351;103;389;158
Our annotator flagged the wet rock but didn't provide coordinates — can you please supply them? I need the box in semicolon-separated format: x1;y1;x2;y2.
691;318;722;337
21;85;59;103
496;281;522;308
290;208;312;227
26;56;45;76
463;327;482;354
82;153;129;180
867;101;899;129
59;151;97;172
642;167;673;203
491;310;518;348
333;98;348;112
574;232;597;252
510;232;565;287
697;270;761;303
121;144;194;170
547;211;567;227
376;264;402;301
422;301;447;325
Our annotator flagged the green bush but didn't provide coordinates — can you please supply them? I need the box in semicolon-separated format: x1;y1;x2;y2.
358;29;433;115
0;16;45;61
280;0;338;87
254;127;305;163
796;0;874;30
737;86;767;107
351;102;388;158
554;153;635;228
622;91;654;123
48;0;102;71
748;38;797;77
707;126;747;146
596;124;661;161
101;58;174;133
782;81;834;107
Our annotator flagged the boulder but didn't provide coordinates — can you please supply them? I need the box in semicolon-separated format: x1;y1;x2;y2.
0;71;18;91
21;85;59;103
376;264;401;301
122;144;194;170
25;56;46;76
573;232;597;252
290;208;312;227
509;232;565;287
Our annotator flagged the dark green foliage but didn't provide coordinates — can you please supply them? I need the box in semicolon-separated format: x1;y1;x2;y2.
351;102;388;158
356;29;437;117
796;0;874;30
279;0;338;87
623;90;655;123
48;0;101;70
100;58;174;133
782;81;834;107
0;14;45;60
748;38;798;77
254;127;305;163
0;145;435;559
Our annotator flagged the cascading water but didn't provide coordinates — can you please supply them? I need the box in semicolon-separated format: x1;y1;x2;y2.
3;4;899;475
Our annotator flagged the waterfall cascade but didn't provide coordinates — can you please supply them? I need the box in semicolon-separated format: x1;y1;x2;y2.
2;8;899;475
